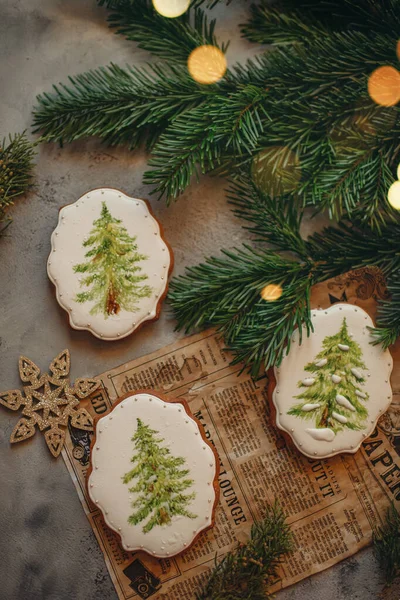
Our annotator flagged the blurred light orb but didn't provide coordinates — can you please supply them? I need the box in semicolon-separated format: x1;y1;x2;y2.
397;162;400;181
261;284;283;302
152;0;190;18
368;66;400;106
187;45;227;84
388;180;400;210
252;146;301;197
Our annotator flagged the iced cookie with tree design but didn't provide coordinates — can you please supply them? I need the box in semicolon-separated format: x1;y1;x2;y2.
87;391;219;557
272;304;393;459
47;188;173;340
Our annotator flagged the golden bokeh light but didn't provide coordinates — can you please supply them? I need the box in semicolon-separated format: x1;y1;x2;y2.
388;180;400;210
367;66;400;107
187;45;227;85
330;101;397;158
261;284;283;302
152;0;190;18
397;162;400;181
252;146;301;197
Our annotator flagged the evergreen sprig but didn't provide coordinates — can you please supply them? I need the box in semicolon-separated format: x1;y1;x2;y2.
0;132;36;230
32;0;400;224
169;175;400;376
145;29;400;221
32;63;212;149
371;272;400;348
198;502;293;600
241;0;400;44
98;0;228;63
373;503;400;585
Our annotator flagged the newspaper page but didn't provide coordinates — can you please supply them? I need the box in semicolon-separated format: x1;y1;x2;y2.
62;267;400;600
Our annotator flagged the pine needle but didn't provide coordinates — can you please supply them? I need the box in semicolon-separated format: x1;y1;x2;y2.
32;1;400;223
169;175;400;375
0;132;36;230
373;503;400;585
98;0;228;63
198;502;293;600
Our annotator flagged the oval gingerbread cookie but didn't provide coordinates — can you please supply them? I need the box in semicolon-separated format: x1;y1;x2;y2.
47;188;173;340
87;391;220;557
272;304;393;459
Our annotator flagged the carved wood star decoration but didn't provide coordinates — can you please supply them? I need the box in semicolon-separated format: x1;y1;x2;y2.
0;350;100;457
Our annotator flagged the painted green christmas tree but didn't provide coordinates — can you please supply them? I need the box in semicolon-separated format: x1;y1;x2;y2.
73;202;152;317
122;419;197;533
288;318;369;437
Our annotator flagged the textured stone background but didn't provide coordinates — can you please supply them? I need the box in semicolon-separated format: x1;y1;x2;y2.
0;1;399;599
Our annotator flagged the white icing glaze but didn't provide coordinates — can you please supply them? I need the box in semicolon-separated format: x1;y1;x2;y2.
315;358;327;367
335;394;356;412
332;411;348;424
47;189;172;340
272;304;393;459
302;377;315;386
351;368;363;380
338;344;349;351
306;428;335;442
301;403;321;411
88;393;218;557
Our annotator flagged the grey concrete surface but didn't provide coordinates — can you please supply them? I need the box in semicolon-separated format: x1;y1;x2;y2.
0;1;398;599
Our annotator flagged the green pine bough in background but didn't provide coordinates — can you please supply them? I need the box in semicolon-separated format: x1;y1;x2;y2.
0;132;36;234
31;0;400;373
198;501;294;600
171;173;400;375
373;503;400;585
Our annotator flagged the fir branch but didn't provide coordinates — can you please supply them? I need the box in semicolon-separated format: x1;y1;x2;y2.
373;503;400;585
32;63;212;148
32;0;400;229
305;219;400;279
98;0;228;63
144;30;399;218
226;175;306;256
169;242;314;374
371;272;400;348
170;174;400;374
143;82;270;199
198;502;293;600
241;0;400;45
241;4;332;45
144;102;221;201
0;132;36;228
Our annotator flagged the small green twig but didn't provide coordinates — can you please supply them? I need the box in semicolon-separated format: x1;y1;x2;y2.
197;501;293;600
0;132;37;224
373;503;400;585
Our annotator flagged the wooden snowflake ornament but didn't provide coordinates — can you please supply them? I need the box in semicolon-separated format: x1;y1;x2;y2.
0;350;99;457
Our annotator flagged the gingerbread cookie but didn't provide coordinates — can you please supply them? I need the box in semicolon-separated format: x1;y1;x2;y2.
87;391;219;557
47;188;173;340
272;304;393;459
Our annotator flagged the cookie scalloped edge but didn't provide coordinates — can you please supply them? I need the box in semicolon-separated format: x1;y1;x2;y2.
86;389;220;557
270;304;393;459
47;187;174;341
